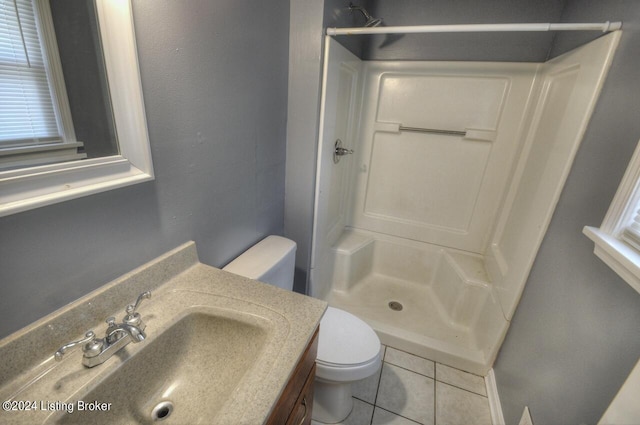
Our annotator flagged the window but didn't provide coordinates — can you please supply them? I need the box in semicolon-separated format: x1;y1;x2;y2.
0;0;153;217
0;0;84;170
621;209;640;251
584;138;640;294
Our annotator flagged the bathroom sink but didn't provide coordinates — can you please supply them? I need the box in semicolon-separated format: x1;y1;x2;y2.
0;243;325;425
55;308;274;425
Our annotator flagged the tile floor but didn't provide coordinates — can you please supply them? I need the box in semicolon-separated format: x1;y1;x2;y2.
311;346;492;425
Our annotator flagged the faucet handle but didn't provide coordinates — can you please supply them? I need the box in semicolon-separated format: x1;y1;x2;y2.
54;331;96;361
124;291;151;326
105;316;117;330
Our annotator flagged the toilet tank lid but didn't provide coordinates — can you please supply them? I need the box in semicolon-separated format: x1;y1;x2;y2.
317;307;381;366
223;236;296;280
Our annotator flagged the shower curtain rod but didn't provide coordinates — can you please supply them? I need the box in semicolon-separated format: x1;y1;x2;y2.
326;22;622;36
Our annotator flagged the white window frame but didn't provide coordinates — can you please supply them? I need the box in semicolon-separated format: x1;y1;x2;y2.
33;0;79;145
584;138;640;294
0;0;153;217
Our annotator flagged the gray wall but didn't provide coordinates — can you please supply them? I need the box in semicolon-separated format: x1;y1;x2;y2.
0;0;289;339
324;0;372;59
493;2;640;424
363;0;565;61
326;0;568;61
285;0;325;293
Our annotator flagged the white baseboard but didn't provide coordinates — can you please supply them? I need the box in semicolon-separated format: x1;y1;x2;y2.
486;368;506;425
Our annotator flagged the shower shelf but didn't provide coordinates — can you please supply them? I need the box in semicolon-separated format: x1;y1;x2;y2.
374;122;496;142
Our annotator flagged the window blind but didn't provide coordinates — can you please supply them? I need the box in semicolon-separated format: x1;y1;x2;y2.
622;209;640;251
0;0;60;147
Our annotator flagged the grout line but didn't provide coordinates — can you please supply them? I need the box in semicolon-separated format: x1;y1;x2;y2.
386;345;485;381
386;345;433;362
437;380;489;398
370;403;374;425
386;345;442;369
370;357;385;425
433;369;437;425
373;361;385;406
367;397;375;425
436;361;485;379
375;345;490;424
434;362;487;397
353;395;375;406
375;406;424;425
384;360;435;379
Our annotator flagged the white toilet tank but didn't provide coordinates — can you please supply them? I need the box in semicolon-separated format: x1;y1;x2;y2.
222;236;296;291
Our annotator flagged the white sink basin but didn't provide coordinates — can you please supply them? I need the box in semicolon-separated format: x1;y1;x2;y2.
57;307;275;424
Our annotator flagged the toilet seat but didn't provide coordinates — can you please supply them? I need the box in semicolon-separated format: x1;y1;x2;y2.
316;307;382;382
316;353;381;382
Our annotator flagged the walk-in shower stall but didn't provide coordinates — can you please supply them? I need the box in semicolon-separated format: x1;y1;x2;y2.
311;26;620;375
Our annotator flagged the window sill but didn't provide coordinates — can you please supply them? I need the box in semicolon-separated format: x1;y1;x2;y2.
0;155;153;216
0;142;86;170
584;226;640;294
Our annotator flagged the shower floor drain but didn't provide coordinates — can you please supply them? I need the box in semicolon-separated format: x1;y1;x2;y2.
388;301;403;311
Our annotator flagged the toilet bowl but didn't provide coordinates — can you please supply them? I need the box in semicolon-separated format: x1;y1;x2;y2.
223;236;382;423
314;306;381;423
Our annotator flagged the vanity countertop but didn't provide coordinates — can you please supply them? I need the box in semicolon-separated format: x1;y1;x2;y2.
0;241;327;425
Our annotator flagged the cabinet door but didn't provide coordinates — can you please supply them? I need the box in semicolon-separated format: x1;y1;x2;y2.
266;327;318;425
286;364;315;425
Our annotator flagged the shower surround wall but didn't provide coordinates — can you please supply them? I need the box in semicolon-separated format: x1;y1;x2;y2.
311;34;619;374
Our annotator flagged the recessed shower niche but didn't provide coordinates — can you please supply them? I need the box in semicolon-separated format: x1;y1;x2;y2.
311;31;620;374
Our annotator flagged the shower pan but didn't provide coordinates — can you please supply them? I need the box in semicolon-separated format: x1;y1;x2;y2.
310;30;620;375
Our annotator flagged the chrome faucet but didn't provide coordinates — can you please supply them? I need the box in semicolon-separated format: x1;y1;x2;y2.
54;291;151;368
106;322;146;344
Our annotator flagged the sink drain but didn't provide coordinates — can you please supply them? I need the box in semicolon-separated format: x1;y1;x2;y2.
388;301;403;311
151;401;174;421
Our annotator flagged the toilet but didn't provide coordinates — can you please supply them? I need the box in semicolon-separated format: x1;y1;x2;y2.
223;235;381;423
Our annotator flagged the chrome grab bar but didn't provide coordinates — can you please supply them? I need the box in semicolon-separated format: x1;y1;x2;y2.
399;126;466;137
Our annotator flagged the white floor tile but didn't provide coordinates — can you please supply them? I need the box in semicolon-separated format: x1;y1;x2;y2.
435;363;486;396
376;363;434;425
343;398;375;425
314;345;492;425
384;347;435;378
372;407;422;424
311;398;374;425
435;382;491;425
353;361;384;404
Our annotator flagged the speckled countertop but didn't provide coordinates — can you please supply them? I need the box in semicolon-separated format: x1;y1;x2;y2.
0;242;327;425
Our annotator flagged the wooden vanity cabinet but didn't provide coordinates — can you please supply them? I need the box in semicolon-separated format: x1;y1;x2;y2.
266;327;319;425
